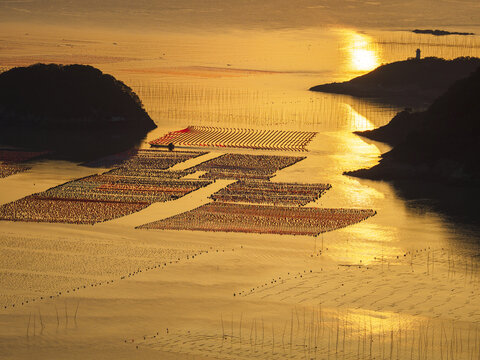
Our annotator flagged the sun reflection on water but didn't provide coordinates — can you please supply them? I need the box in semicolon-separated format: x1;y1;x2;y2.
343;31;380;72
352;48;378;72
347;309;420;335
344;103;375;131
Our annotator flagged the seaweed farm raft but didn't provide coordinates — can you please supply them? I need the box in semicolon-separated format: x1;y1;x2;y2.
210;180;332;206
0;150;210;224
149;126;317;151
138;203;376;236
193;153;305;180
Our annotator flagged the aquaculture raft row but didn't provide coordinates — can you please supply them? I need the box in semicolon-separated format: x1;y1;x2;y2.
193;153;305;180
149;126;317;152
0;164;29;178
210;180;332;206
138;202;376;236
0;150;210;224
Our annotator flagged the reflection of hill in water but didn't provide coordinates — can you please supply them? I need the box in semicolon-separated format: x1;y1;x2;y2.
390;180;480;247
2;128;148;161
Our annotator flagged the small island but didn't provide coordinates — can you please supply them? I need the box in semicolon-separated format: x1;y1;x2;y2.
310;57;480;107
0;63;157;159
345;65;480;185
412;29;475;36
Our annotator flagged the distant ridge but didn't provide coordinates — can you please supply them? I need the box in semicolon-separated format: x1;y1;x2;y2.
310;57;480;107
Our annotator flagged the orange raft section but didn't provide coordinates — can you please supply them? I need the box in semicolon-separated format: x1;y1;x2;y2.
138;202;376;237
149;126;317;152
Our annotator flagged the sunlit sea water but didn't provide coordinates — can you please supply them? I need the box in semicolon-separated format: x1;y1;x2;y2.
1;24;480;258
1;18;480;359
119;28;480;260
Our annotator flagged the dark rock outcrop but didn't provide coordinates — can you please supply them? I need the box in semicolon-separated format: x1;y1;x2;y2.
0;63;156;159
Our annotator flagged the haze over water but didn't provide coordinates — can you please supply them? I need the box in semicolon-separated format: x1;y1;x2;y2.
1;1;480;359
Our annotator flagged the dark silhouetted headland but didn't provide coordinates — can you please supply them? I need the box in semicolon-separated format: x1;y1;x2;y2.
345;65;480;185
412;29;474;36
310;57;480;107
354;109;424;146
0;64;156;159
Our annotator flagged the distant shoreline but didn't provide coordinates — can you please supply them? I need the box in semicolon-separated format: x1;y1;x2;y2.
412;29;475;36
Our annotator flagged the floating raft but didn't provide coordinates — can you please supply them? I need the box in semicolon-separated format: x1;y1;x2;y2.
0;150;210;224
193;153;305;181
149;126;317;152
210;180;331;206
138;202;376;236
